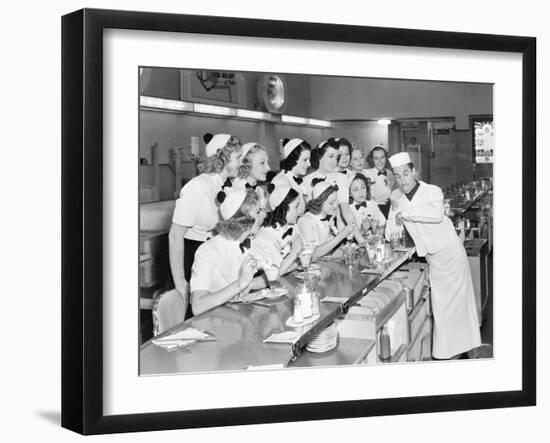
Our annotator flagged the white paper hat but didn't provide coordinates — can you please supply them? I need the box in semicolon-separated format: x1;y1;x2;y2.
205;133;232;158
282;138;303;159
220;187;248;220
312;179;337;199
389;152;412;168
241;142;258;160
269;184;292;209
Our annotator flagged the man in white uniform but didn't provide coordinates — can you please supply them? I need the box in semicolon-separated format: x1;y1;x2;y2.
385;152;481;359
364;145;396;219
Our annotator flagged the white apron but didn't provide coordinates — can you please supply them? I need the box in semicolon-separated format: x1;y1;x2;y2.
385;182;481;358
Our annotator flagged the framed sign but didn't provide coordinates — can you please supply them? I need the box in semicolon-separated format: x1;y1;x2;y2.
471;115;495;163
61;8;536;435
182;69;247;107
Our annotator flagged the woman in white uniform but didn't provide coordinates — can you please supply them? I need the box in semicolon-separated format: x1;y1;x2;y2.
169;134;241;317
348;146;370;179
348;173;385;237
364;145;396;219
231;142;271;215
190;187;266;315
385;152;481;359
335;137;354;182
271;138;311;215
250;185;304;275
303;138;363;243
297;179;355;259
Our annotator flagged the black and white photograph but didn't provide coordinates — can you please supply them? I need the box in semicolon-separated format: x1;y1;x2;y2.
1;0;543;440
138;67;494;375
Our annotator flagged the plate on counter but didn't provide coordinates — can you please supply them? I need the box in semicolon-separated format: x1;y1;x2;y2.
294;269;321;279
306;323;338;353
285;313;320;328
306;340;338;353
261;287;289;299
231;287;288;304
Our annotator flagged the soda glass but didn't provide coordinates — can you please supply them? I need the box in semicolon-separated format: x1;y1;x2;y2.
265;264;280;292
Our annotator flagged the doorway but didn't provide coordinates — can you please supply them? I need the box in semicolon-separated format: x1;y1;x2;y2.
398;118;462;188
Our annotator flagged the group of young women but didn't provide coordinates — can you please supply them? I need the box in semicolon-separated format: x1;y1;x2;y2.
168;132;481;360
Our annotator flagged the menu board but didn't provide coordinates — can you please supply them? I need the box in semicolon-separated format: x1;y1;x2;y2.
473;120;494;163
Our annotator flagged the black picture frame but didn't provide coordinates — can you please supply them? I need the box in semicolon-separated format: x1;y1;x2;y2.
61;8;536;435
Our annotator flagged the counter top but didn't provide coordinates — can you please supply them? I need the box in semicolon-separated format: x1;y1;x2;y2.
140;247;415;375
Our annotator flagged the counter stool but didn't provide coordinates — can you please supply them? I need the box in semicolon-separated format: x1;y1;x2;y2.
152;289;187;336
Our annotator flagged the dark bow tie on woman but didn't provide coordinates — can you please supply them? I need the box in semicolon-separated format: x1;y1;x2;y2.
354;202;367;210
338;170;347;175
293;176;303;185
245;182;258;190
377;170;387;176
311;177;327;187
239;237;251;253
320;215;332;222
222;178;233;189
281;227;293;239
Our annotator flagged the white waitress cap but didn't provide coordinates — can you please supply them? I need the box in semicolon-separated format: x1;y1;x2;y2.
312;179;337;199
269;184;292;209
205;133;232;158
220;187;248;220
282;138;304;159
389;152;412;168
241;142;259;160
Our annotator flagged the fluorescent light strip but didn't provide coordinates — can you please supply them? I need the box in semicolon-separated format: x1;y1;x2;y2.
140;96;333;127
308;118;332;128
281;115;308;125
140;96;193;112
236;109;270;120
377;119;392;125
194;103;236;117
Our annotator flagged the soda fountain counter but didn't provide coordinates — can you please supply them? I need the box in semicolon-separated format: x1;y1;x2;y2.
140;246;435;375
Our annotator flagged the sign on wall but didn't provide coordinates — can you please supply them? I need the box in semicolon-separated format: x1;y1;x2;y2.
181;70;246;107
473;120;494;164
